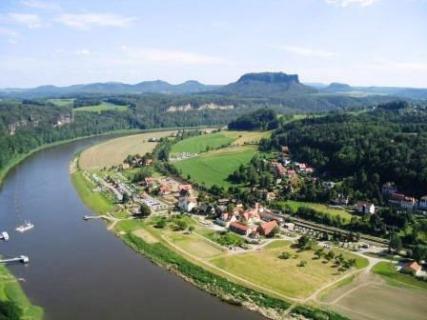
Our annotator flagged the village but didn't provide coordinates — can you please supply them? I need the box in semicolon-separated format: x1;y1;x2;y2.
80;143;427;284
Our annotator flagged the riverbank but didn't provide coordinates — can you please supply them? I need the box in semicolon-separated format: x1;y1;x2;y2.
0;264;43;320
70;152;348;320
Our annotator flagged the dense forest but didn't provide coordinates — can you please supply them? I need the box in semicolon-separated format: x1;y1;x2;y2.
228;108;279;131
261;101;427;200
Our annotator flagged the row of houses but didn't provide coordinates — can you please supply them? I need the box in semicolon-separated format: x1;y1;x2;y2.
382;182;427;211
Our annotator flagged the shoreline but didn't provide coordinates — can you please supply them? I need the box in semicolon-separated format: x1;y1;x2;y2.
0;264;43;320
70;146;348;320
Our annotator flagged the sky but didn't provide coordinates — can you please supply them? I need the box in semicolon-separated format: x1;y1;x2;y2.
0;0;426;88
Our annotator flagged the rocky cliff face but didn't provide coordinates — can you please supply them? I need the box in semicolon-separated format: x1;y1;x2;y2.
216;72;316;97
237;72;300;84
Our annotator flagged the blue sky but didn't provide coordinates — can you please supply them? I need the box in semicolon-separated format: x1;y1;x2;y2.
0;0;426;88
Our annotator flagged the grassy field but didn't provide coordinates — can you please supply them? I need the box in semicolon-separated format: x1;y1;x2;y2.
373;261;427;290
210;240;366;299
73;102;128;113
0;265;43;320
171;132;237;154
173;146;257;188
79;130;176;170
71;171;114;214
281;200;353;223
225;130;271;146
332;281;427;320
48;98;74;107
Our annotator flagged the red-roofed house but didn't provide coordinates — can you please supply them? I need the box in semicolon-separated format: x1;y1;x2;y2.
229;222;252;236
258;220;278;237
401;261;422;276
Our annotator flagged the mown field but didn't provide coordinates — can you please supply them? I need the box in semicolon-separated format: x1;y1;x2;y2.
209;240;367;299
79;130;176;170
332;280;427;320
171;130;271;155
171;132;237;154
0;265;43;320
280;200;353;223
173;146;257;188
73;102;128;113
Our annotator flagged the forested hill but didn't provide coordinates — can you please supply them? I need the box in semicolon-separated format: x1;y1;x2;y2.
262;101;427;200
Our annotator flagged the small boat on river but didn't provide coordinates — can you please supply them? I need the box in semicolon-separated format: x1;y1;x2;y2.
16;221;34;233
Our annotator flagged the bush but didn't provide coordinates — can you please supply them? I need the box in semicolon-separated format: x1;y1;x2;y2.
278;251;291;259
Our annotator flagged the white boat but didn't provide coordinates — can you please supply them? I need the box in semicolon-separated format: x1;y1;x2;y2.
0;231;9;241
16;221;34;233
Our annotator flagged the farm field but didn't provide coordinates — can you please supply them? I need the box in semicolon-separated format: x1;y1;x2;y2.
165;231;225;259
331;281;427;320
73;102;128;113
226;130;271;146
173;146;257;188
48;98;74;107
79;130;176;170
171;132;237;154
281;200;353;223
209;240;366;299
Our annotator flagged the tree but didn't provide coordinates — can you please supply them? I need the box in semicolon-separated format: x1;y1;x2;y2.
139;203;151;217
298;260;307;267
325;250;335;261
278;251;291;259
389;232;402;253
297;235;314;250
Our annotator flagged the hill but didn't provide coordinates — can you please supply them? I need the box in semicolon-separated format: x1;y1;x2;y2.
0;80;219;98
215;72;317;97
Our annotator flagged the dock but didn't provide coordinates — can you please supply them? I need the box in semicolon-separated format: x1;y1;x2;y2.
0;255;29;264
0;231;9;241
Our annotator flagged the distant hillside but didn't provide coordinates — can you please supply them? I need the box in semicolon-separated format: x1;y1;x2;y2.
215;72;317;97
0;80;219;98
323;82;352;93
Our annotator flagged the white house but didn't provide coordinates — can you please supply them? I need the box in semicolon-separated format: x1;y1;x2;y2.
178;196;197;212
356;202;376;215
419;196;427;210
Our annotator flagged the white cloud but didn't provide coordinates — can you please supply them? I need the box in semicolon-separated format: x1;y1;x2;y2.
325;0;379;7
55;13;136;29
120;46;229;65
0;27;19;44
8;13;42;28
21;0;61;11
75;49;91;56
277;45;337;58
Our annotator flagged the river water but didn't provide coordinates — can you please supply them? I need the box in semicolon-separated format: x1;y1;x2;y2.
0;137;262;320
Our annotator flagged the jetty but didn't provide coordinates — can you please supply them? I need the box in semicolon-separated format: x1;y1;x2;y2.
0;255;29;264
0;231;9;241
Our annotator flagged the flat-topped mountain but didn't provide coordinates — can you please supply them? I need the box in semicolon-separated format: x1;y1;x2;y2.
215;72;317;97
323;82;353;93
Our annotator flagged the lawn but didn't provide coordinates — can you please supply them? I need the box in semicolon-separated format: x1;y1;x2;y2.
79;130;176;170
171;132;237;154
71;171;114;214
166;232;224;259
373;261;427;290
209;240;365;299
280;200;353;223
73;102;128;113
173;146;258;188
0;265;43;320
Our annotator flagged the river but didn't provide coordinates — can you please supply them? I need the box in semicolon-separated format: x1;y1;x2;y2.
0;137;263;320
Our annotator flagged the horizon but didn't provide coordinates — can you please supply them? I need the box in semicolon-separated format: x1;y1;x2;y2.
0;0;426;88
